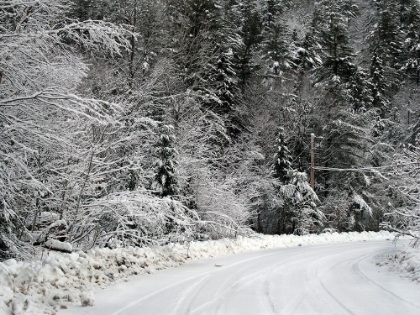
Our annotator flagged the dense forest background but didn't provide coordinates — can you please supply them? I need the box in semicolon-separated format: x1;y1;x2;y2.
1;0;419;260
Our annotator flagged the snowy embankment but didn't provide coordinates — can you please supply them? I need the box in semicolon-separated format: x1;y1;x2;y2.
377;242;420;283
0;231;406;315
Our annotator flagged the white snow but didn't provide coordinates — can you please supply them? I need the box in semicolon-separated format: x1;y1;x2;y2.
60;240;420;315
80;291;95;307
377;242;420;283
27;212;60;226
0;231;414;315
44;240;73;253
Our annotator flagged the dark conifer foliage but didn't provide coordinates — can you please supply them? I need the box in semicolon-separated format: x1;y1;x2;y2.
368;0;402;117
153;125;179;197
261;0;295;73
313;0;358;81
370;52;391;116
273;127;293;183
229;0;263;87
166;0;245;137
400;0;420;83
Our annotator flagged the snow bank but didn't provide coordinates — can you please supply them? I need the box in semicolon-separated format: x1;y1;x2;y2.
0;231;396;314
377;243;420;284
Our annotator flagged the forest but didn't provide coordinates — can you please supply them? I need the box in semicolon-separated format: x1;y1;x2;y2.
1;0;419;260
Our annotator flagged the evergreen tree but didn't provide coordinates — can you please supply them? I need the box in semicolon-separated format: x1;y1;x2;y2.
401;1;420;83
273;127;293;183
346;67;374;112
294;30;323;73
153;125;179;197
310;0;364;178
370;52;391;117
261;0;295;75
282;171;323;235
313;0;358;82
272;126;293;235
306;0;379;232
229;0;263;87
371;0;403;66
368;0;402;117
166;0;245;137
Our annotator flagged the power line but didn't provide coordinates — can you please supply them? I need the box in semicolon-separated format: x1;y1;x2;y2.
314;165;394;172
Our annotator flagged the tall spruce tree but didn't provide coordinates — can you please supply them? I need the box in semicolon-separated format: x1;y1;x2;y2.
272;126;293;234
313;0;358;82
306;0;379;231
273;127;293;183
229;0;263;88
281;170;323;235
401;1;420;83
370;52;391;116
153;125;179;197
166;0;245;137
368;0;403;117
261;0;295;75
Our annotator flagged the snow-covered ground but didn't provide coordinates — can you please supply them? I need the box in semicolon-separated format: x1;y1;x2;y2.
61;240;420;315
0;231;417;315
377;242;420;283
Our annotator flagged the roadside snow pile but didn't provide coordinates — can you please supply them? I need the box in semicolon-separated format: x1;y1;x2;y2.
377;244;420;283
184;230;395;259
0;231;395;314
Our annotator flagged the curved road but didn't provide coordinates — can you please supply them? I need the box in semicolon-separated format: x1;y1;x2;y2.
62;241;420;315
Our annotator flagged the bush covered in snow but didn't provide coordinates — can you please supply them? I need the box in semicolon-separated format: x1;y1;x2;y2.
377;243;420;284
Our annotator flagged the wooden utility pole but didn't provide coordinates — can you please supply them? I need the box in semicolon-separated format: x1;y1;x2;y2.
311;133;315;190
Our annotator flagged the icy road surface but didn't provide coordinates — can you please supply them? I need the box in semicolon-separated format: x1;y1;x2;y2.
61;241;420;315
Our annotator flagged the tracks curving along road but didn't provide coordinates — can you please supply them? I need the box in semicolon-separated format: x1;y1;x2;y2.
61;240;420;315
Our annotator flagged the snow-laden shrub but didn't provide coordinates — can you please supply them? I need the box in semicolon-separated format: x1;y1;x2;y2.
383;139;420;244
67;192;201;250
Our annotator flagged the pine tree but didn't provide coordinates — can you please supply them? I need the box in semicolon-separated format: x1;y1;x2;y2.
273;127;293;183
346;67;373;112
401;1;420;83
260;0;295;75
313;0;358;82
272;126;293;234
282;171;323;235
153;125;179;197
368;0;402;117
303;0;380;232
229;0;263;87
294;30;323;73
310;0;365;177
370;52;391;117
376;0;404;64
166;0;245;138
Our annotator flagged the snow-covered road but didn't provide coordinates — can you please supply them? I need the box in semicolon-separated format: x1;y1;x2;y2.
61;241;420;315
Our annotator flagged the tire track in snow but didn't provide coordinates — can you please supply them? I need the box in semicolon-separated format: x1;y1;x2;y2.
188;253;284;315
351;254;420;310
170;274;212;315
188;248;318;315
62;241;419;315
276;248;355;315
109;250;281;315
